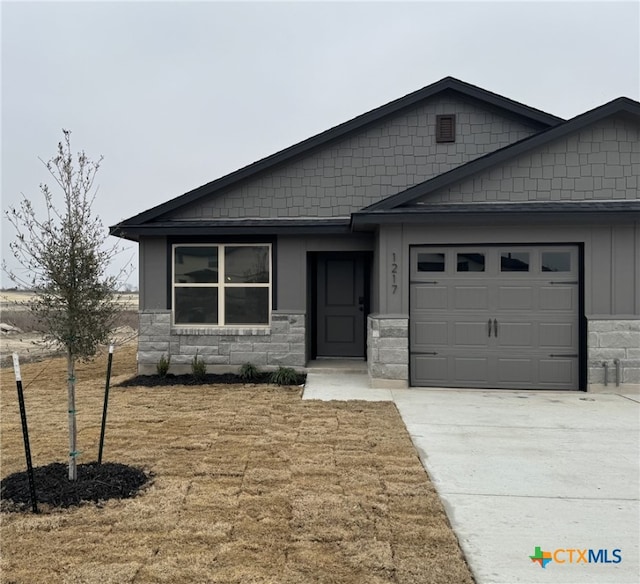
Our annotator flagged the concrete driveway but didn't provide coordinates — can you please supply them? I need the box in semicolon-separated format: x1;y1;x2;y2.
304;377;640;584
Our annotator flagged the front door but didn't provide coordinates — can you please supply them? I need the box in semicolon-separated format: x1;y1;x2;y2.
316;253;366;357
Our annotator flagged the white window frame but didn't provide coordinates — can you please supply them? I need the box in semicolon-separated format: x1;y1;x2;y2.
172;243;272;327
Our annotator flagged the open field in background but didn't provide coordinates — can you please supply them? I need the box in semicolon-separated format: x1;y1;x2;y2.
0;291;139;366
0;290;139;312
1;344;474;584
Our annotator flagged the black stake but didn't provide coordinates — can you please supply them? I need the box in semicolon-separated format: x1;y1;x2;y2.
97;344;114;465
12;353;38;513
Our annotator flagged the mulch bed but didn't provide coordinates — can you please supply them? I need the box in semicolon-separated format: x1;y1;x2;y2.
1;462;151;512
117;372;306;387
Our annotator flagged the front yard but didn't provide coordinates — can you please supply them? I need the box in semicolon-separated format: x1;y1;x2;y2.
1;344;473;584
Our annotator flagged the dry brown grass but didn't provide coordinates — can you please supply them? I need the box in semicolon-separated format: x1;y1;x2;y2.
1;344;474;584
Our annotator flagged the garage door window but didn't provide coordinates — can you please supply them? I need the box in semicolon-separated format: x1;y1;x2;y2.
457;252;485;272
542;252;571;272
417;252;445;272
501;252;530;272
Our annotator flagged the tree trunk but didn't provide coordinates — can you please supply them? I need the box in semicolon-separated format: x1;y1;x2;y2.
67;351;78;481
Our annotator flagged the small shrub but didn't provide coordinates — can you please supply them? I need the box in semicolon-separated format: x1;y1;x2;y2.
191;352;207;382
269;366;299;386
156;354;170;377
239;362;260;381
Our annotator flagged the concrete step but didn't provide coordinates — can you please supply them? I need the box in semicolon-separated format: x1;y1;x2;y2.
305;360;367;375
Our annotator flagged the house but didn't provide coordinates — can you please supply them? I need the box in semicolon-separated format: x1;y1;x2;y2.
110;77;640;391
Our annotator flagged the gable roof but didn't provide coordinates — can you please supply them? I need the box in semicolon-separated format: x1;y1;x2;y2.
110;77;563;233
357;97;640;215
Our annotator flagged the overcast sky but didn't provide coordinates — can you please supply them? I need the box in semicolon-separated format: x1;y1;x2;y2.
2;0;639;287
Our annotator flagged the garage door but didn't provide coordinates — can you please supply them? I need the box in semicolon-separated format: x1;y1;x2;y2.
410;245;580;390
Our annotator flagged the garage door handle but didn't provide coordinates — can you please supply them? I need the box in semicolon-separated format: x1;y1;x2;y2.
487;319;492;337
493;319;498;337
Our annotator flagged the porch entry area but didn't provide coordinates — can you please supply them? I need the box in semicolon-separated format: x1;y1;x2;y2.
310;252;370;359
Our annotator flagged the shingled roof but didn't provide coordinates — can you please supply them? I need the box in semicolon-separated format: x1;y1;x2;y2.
110;76;563;237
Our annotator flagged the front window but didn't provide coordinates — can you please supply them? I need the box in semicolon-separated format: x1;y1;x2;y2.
173;244;271;326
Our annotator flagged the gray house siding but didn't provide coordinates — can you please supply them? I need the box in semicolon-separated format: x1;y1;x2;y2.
375;222;639;318
276;234;374;309
163;95;541;221
417;116;639;204
139;237;167;310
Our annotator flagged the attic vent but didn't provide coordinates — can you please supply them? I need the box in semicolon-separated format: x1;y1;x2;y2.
436;114;456;143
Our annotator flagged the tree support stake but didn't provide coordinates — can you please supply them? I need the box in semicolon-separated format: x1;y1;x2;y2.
12;353;38;513
98;344;114;465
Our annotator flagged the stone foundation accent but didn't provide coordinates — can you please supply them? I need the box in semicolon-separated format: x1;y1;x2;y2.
137;309;306;375
367;314;409;387
588;319;640;389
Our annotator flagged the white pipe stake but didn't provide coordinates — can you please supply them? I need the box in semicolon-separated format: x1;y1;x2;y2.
109;344;114;354
12;353;22;382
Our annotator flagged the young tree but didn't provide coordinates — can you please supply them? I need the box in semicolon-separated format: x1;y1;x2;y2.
4;130;123;480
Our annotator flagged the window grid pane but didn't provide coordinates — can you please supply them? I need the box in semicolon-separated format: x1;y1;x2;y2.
174;287;219;325
173;244;271;326
224;246;270;283
174;246;218;283
225;288;270;325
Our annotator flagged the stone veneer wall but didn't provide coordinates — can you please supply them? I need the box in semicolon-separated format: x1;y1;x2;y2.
588;319;640;387
367;314;409;387
137;309;306;375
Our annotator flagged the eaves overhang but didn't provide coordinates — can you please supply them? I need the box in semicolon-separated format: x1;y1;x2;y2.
109;218;354;242
351;201;640;230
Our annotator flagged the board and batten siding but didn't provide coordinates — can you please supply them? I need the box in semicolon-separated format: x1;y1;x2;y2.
163;95;542;221
375;222;639;319
419;116;639;203
139;237;167;310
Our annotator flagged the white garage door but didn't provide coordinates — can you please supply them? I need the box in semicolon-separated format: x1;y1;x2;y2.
410;245;580;390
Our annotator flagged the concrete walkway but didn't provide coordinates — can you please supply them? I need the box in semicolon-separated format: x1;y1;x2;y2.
303;376;640;584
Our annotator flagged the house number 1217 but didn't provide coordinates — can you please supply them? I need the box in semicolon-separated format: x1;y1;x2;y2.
391;253;398;294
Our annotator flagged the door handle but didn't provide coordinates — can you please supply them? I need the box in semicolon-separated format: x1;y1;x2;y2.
493;319;498;337
487;319;492;337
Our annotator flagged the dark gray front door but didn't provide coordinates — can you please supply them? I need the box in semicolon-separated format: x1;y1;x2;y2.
410;245;580;390
316;254;366;357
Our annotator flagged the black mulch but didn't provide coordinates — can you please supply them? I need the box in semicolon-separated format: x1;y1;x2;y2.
1;462;152;512
116;372;306;387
